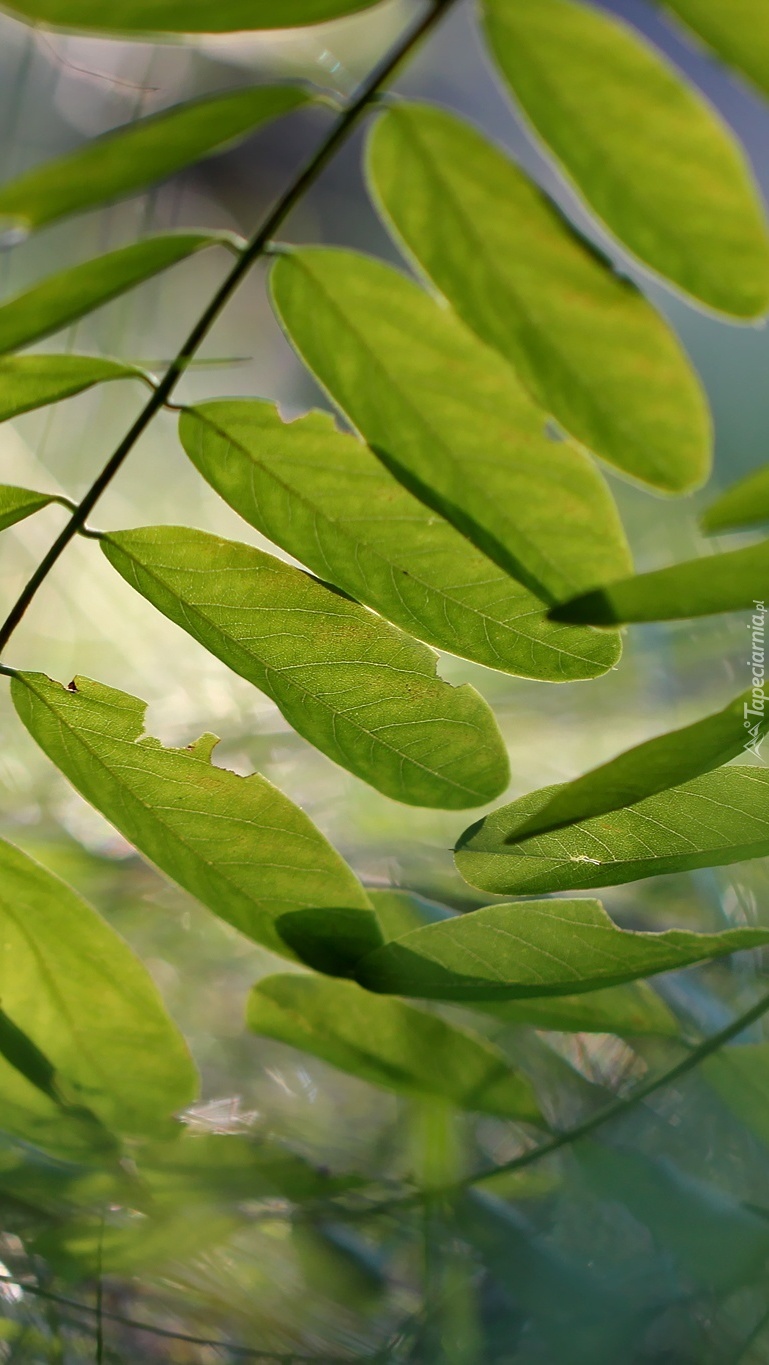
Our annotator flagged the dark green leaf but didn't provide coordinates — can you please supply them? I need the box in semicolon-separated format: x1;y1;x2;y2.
0;484;61;532
482;0;769;317
0;355;149;423
270;248;632;603
0;233;242;355
139;1130;360;1207
701;463;769;534
247;973;544;1121
101;525;510;809
552;540;769;624
661;0;769;101
355;896;769;1001
504;688;767;842
179;400;620;681
0;836;198;1138
0;0;383;35
0;86;309;232
455;767;769;894
367;101;711;492
11;671;380;959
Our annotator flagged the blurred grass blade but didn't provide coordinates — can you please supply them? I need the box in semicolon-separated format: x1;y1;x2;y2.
0;836;198;1139
455;767;769;894
11;671;380;961
179;401;620;681
0;0;384;34
0;484;62;532
504;688;768;842
355;896;769;1000
271;248;632;603
552;541;769;624
101;525;509;809
366;101;711;492
247;973;544;1121
0;86;309;232
661;0;769;100
482;0;769;317
701;463;769;534
0;355;150;422
0;233;243;355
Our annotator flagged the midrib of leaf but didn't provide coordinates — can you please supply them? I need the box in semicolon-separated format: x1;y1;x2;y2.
190;410;607;670
111;539;489;801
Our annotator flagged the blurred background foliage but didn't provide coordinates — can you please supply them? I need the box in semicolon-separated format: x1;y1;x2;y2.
2;0;769;1359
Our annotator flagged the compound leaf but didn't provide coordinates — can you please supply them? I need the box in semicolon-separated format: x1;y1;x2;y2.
179;400;620;682
0;355;150;422
661;0;769;101
270;248;632;604
11;671;380;961
0;0;384;34
701;463;769;534
482;0;769;317
247;973;544;1122
101;524;509;810
455;767;769;894
0;484;61;532
0;86;309;232
367;101;711;492
354;897;769;1000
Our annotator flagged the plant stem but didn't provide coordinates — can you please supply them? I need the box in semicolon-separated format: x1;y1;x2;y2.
0;0;457;661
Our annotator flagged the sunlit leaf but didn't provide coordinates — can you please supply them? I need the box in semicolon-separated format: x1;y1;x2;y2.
0;484;61;532
11;671;380;960
179;400;619;681
366;101;711;492
0;0;384;35
0;86;309;232
0;355;150;422
247;973;544;1121
701;463;769;534
661;0;769;100
101;525;509;809
552;540;769;624
355;896;769;1001
270;248;632;604
503;688;767;842
703;1042;769;1149
455;767;769;894
482;0;769;317
0;836;198;1138
0;233;242;355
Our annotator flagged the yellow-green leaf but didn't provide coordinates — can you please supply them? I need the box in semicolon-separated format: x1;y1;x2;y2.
0;355;149;423
0;0;384;34
701;463;769;534
0;485;61;532
661;0;769;101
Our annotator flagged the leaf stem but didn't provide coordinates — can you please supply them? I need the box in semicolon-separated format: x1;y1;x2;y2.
0;0;458;661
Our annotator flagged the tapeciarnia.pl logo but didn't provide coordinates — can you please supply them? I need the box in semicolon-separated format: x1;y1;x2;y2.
745;600;766;758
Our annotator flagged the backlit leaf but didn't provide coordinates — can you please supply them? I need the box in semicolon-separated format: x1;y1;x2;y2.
0;837;198;1138
247;973;544;1121
0;0;384;35
503;688;767;842
0;233;242;355
0;355;150;422
0;86;309;232
355;897;769;1001
270;248;632;603
0;485;61;532
661;0;769;101
701;463;769;534
101;524;510;809
179;400;620;681
11;671;380;960
367;101;711;492
552;540;769;624
455;767;769;894
482;0;769;317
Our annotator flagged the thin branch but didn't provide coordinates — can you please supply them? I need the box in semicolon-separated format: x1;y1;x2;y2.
0;0;458;660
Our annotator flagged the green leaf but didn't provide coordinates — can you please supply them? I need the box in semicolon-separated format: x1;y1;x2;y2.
0;485;61;532
0;87;309;233
482;0;769;317
661;0;769;101
366;102;711;493
503;688;767;843
354;896;769;1001
455;766;769;895
10;671;380;960
246;973;544;1122
704;1042;769;1148
0;233;242;355
701;463;769;534
0;0;383;35
0;355;149;423
101;525;509;809
270;248;632;604
179;400;619;681
139;1130;361;1207
0;836;198;1138
552;540;769;624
